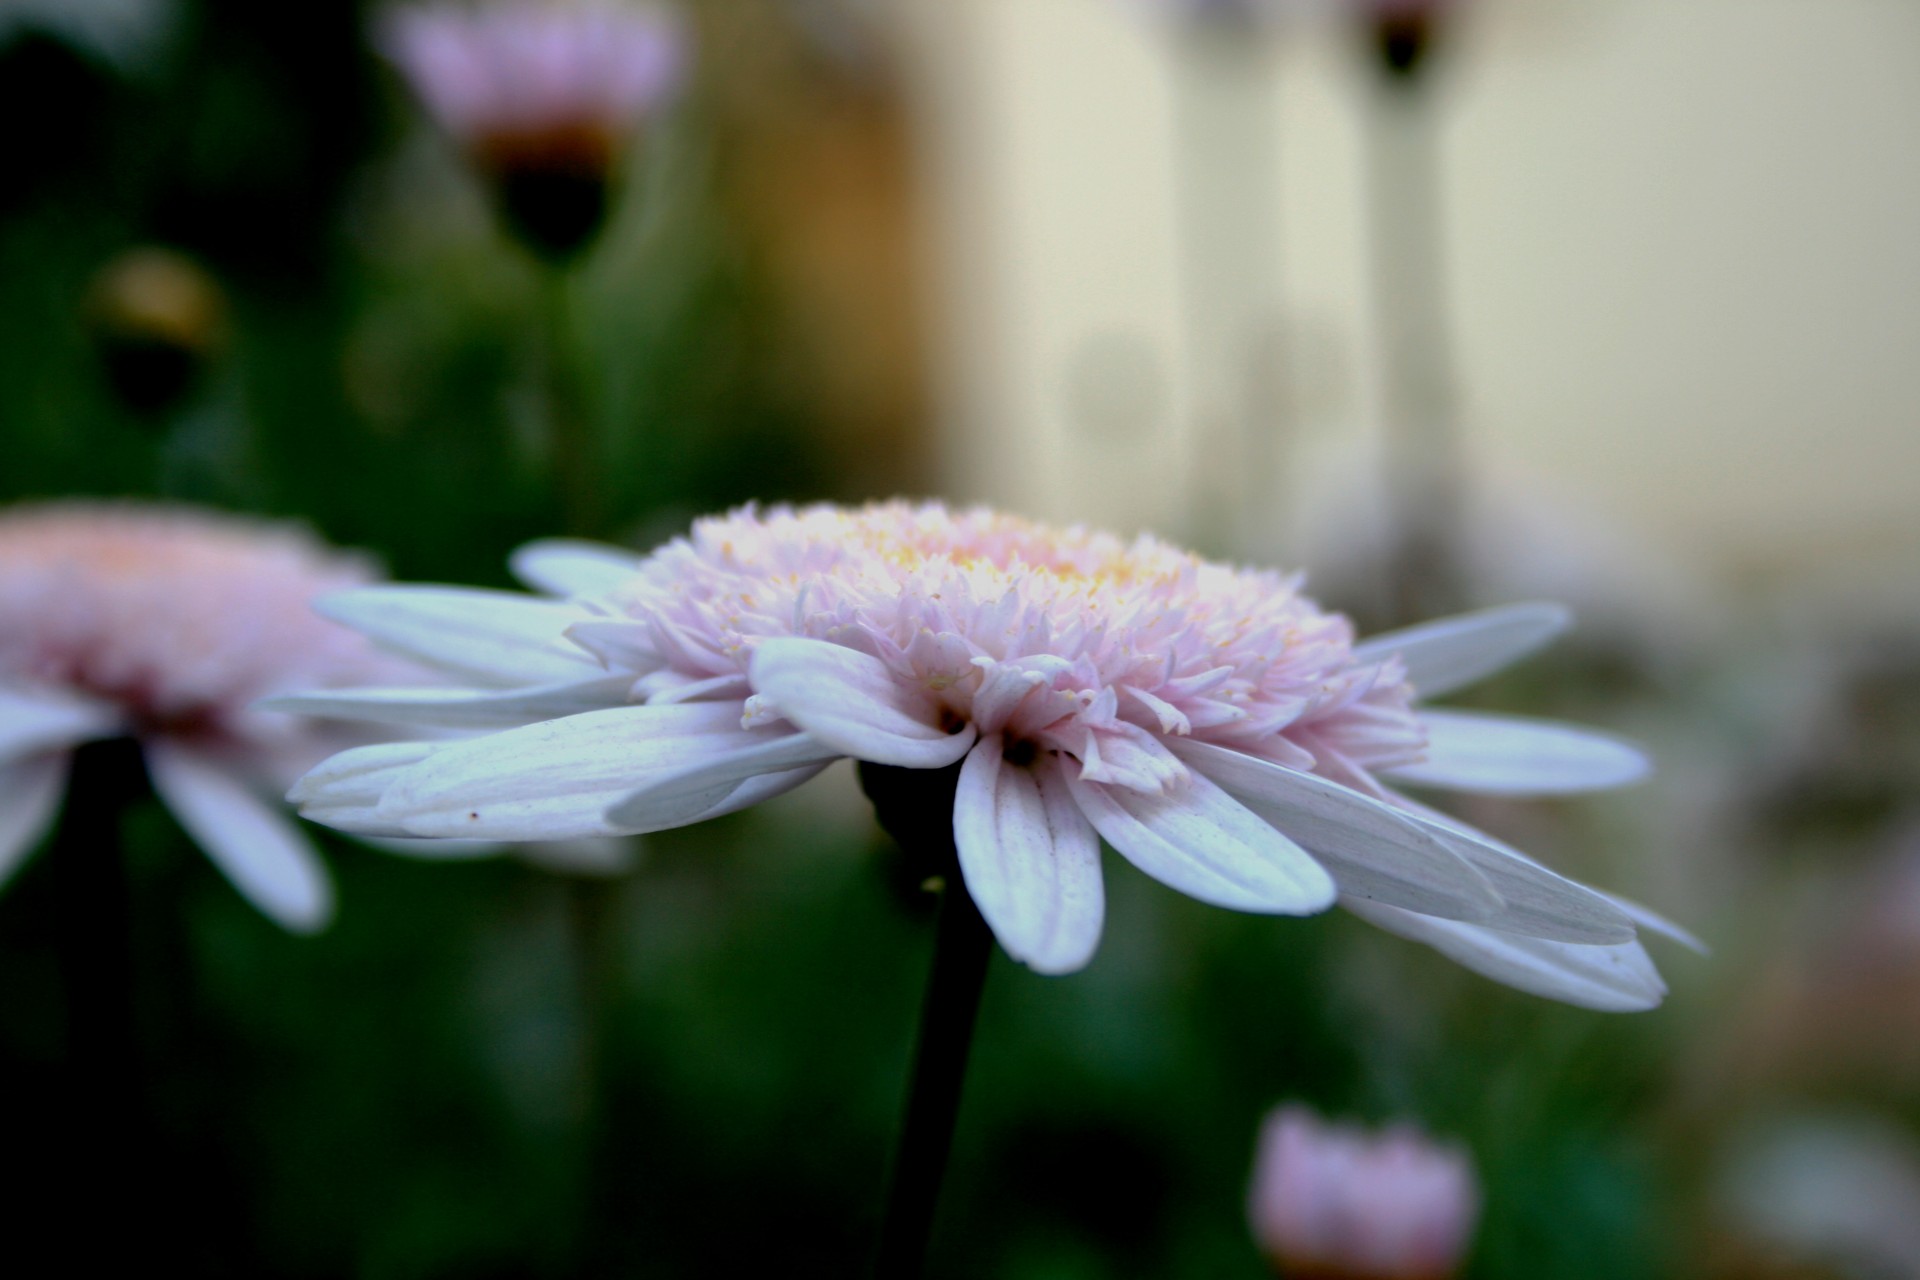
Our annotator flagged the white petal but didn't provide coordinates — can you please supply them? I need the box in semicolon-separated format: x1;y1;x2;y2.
1355;603;1572;698
1066;769;1336;915
1385;790;1638;944
953;737;1104;975
1342;896;1666;1012
1603;892;1709;955
146;743;334;934
1388;710;1651;796
605;736;840;829
0;685;119;760
508;538;644;597
289;741;443;836
0;750;68;888
379;702;811;840
1170;740;1500;924
748;637;977;768
316;586;599;687
262;675;633;730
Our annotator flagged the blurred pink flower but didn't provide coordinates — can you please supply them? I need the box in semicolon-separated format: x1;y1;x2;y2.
287;501;1681;1005
0;503;402;931
1249;1105;1480;1280
377;0;687;257
379;0;683;154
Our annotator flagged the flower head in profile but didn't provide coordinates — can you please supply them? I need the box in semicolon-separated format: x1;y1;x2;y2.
377;0;686;259
0;503;411;931
289;500;1684;1007
1249;1104;1480;1280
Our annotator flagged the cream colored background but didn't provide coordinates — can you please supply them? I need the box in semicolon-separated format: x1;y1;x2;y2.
898;0;1920;599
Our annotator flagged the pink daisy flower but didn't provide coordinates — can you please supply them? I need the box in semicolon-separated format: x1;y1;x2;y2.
286;500;1681;1005
0;503;415;931
1249;1105;1481;1280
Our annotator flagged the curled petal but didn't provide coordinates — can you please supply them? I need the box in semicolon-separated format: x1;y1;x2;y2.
748;637;976;768
605;739;839;830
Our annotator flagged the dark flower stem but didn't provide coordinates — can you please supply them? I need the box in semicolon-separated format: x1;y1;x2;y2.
51;737;151;1243
873;877;994;1279
860;760;996;1280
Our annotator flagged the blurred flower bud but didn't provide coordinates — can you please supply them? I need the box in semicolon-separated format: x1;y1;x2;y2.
1364;0;1454;81
377;0;687;262
1248;1105;1480;1280
85;246;225;417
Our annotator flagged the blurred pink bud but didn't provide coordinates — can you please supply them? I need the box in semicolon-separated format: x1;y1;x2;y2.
1248;1105;1481;1280
376;0;687;258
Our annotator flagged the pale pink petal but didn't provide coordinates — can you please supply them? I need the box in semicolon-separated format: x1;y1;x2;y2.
288;740;442;837
0;750;68;888
376;702;785;840
1384;789;1637;944
262;674;632;730
1387;709;1650;796
1353;602;1571;699
1066;768;1336;914
953;736;1104;974
508;538;645;598
0;685;119;761
1342;895;1665;1011
1170;739;1500;924
146;742;334;933
316;586;598;687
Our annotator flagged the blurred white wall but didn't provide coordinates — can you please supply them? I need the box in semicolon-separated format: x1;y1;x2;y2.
900;0;1920;598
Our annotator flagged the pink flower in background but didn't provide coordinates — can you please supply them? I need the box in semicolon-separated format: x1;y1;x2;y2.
380;0;683;154
1249;1105;1480;1280
286;501;1683;1006
377;0;686;256
0;503;404;931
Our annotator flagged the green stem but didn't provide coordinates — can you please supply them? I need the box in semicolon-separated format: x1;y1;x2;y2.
861;761;995;1280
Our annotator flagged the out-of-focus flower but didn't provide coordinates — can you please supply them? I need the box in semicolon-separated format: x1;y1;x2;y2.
1248;1105;1480;1280
0;503;411;932
377;0;686;260
85;247;225;417
1714;1112;1920;1280
286;501;1681;1006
